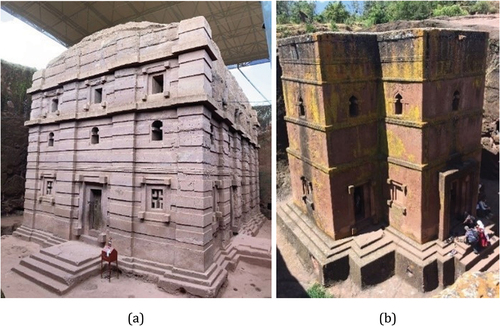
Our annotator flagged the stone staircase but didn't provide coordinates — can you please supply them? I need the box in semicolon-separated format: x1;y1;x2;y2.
13;225;66;248
278;201;499;291
239;212;268;236
455;224;499;274
11;212;270;297
12;241;101;295
79;229;106;247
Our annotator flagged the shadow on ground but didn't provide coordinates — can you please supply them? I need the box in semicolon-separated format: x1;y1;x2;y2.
276;248;308;298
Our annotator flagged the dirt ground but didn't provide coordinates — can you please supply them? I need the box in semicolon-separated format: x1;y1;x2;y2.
0;219;271;298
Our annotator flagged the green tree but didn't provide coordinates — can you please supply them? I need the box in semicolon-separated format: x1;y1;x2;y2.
470;1;499;14
363;1;390;25
323;1;351;23
433;4;469;17
277;1;291;24
289;1;316;24
386;1;434;21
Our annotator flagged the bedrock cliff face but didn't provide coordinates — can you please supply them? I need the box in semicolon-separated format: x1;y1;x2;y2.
1;60;36;214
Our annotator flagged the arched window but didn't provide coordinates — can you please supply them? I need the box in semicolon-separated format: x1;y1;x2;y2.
395;94;403;115
152;120;163;141
48;132;54;147
349;96;359;117
91;127;99;144
298;97;305;117
452;91;460;111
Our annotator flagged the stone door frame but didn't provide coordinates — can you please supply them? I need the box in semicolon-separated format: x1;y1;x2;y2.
438;161;478;241
75;174;109;236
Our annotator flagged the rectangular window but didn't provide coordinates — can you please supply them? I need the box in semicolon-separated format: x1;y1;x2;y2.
152;74;164;94
51;99;59;112
46;181;53;195
151;189;163;209
94;88;102;103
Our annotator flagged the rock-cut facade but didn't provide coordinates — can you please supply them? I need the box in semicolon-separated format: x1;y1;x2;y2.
16;17;262;297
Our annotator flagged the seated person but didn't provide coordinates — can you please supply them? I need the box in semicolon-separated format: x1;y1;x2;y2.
464;226;480;254
476;220;490;246
462;212;477;228
476;200;492;218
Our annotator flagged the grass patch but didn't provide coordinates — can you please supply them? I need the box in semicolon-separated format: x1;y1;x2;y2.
307;283;333;298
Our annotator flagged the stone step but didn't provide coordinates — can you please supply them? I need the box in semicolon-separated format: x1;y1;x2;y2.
277;205;328;263
239;213;266;236
469;246;500;272
280;204;332;254
158;267;227;297
40;242;101;267
385;227;439;263
12;226;32;241
79;234;104;247
286;202;340;249
351;232;394;260
30;251;99;275
119;263;162;283
12;265;68;295
460;236;499;270
20;257;97;286
46;236;66;247
120;258;168;277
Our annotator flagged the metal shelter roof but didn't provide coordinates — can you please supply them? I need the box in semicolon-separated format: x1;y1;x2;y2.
1;1;269;66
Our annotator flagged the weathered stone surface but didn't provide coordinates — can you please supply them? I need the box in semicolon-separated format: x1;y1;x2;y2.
279;29;487;244
434;271;499;298
18;16;262;297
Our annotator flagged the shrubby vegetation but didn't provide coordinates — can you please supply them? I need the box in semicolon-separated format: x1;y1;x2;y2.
277;1;499;30
306;283;333;298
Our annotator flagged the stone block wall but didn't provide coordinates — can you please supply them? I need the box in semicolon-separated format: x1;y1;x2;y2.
279;29;487;244
22;17;260;290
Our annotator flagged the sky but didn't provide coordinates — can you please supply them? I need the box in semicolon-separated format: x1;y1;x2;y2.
315;1;365;14
0;9;271;107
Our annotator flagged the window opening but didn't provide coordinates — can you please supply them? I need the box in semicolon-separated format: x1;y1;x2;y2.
452;91;460;111
51;98;59;112
151;189;164;209
48;132;54;147
210;124;214;145
291;43;299;60
349;96;359;117
152;120;163;141
298;97;305;117
395;94;403;115
94;88;102;104
152;74;164;94
301;176;314;210
46;181;53;195
91;127;99;144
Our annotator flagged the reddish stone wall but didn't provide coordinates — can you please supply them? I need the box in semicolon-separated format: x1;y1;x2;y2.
279;28;487;244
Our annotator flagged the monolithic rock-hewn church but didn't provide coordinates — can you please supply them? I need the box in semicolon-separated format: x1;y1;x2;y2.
14;16;266;297
278;29;497;292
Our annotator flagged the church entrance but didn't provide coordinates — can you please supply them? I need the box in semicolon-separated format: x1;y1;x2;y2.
89;189;103;231
438;162;478;241
83;184;106;235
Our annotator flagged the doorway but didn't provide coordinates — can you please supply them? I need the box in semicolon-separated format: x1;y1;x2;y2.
89;189;103;231
354;186;365;222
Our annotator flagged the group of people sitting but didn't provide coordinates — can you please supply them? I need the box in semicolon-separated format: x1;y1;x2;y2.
463;213;490;254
